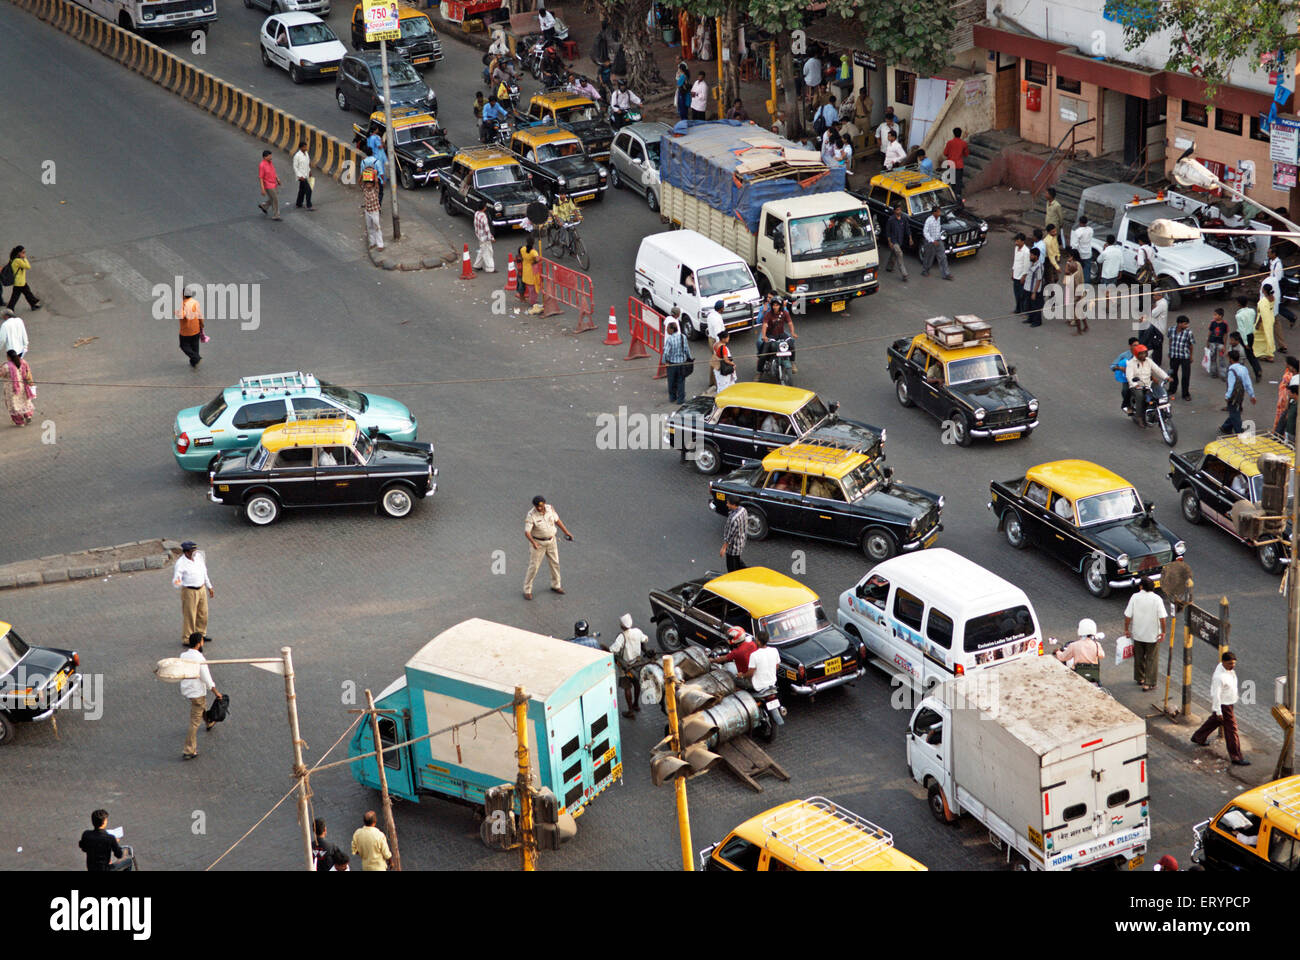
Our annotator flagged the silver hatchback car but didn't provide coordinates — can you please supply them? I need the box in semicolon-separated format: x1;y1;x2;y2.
608;121;669;211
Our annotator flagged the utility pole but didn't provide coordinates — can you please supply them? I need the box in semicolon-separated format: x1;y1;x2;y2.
379;37;402;240
662;656;693;872
514;686;537;871
280;647;315;872
365;688;402;870
1280;434;1300;777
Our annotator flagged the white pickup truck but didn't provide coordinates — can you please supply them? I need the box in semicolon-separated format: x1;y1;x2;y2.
1077;183;1238;308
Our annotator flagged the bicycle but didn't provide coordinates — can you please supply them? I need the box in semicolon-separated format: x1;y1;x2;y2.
545;218;590;271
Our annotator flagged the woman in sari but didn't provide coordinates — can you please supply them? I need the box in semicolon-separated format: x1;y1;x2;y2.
4;349;35;426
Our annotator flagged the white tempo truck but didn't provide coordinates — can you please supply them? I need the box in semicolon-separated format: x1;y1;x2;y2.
907;656;1150;871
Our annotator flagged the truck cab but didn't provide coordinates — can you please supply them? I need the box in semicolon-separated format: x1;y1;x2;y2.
756;194;879;309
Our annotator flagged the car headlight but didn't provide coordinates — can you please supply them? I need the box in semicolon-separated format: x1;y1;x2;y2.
937;495;944;510
494;201;503;212
1028;399;1039;413
909;516;920;531
979;220;989;232
973;407;986;421
1174;540;1187;556
597;164;608;176
142;8;154;17
557;175;566;186
795;284;809;294
377;94;386;104
1116;553;1129;570
415;159;424;169
879;428;887;443
1189;271;1199;281
301;60;316;69
426;88;436;101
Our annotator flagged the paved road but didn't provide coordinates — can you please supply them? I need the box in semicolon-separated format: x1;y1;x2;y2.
0;2;1287;871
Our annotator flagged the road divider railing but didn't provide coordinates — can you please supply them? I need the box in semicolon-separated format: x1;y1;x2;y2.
537;257;595;333
626;296;666;379
12;0;363;181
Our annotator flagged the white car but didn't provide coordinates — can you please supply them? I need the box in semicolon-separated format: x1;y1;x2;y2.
259;13;346;84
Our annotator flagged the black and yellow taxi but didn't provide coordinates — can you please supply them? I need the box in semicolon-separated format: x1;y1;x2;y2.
855;168;987;259
1192;775;1300;872
1170;432;1292;573
349;3;442;68
648;568;866;696
0;619;81;746
701;797;927;871
708;443;943;561
439;145;548;229
507;126;607;203
989;460;1185;597
352;108;454;190
208;416;435;526
887;322;1038;445
517;91;614;161
664;382;884;476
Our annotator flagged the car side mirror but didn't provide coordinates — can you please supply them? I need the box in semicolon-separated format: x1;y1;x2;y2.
367;425;379;437
855;582;870;600
1006;365;1017;377
772;232;785;252
883;466;895;483
828;400;840;415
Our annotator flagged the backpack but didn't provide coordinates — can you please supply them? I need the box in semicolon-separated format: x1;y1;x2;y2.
812;110;828;138
0;261;12;287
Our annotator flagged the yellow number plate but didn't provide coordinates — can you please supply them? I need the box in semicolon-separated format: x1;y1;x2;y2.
956;248;977;257
994;432;1021;442
320;66;338;74
823;657;842;675
55;672;66;693
1128;854;1144;870
923;530;940;548
611;763;623;780
715;492;725;500
601;747;616;764
831;300;847;312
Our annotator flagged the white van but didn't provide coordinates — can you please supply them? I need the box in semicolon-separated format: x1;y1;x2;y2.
836;548;1041;692
634;230;762;340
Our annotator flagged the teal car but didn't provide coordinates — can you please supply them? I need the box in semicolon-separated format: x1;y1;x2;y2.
172;371;419;471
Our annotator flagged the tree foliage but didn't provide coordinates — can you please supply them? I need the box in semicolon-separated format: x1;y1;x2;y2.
828;0;956;77
1114;0;1300;101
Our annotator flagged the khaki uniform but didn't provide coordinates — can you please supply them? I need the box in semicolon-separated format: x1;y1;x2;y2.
524;505;562;592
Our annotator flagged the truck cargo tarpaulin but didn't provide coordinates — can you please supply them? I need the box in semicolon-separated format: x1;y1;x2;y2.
660;120;845;234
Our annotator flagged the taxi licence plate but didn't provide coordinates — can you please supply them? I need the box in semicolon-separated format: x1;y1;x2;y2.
994;432;1021;442
823;657;842;675
956;248;977;257
1128;854;1144;870
320;66;338;74
923;530;940;548
55;671;66;693
831;299;847;312
413;56;430;64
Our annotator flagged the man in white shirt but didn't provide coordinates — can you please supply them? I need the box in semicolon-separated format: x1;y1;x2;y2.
172;540;214;647
179;633;220;760
1069;215;1094;283
292;140;313;211
1096;234;1123;310
704;300;726;390
1140;290;1169;365
1136;239;1158;284
537;5;557;44
0;309;28;357
1265;250;1297;327
690;73;709;119
609;80;641;120
742;632;781;692
1011;234;1030;313
1191;651;1249;765
875;118;899;158
801;53;822;106
1123;577;1166;689
920;208;950;280
609;613;649;718
882;130;907;170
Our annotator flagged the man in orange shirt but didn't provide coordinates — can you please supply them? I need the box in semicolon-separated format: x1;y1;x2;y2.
176;288;205;367
942;127;970;199
258;150;282;221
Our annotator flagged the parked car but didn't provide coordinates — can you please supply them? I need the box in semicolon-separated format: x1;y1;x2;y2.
516;91;614;161
1169;432;1293;572
172;371;418;472
608;120;668;210
887;326;1038;445
856;168;987;259
989;459;1185;597
335;50;436;116
0;620;81;746
349;2;442;68
507;126;606;203
439;146;547;230
648;567;867;696
353;108;454;189
664;382;884;476
707;442;943;561
208;418;436;525
1191;775;1300;871
259;13;345;83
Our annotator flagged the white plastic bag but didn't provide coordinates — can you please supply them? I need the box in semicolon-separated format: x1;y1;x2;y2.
1201;346;1212;373
1115;635;1135;662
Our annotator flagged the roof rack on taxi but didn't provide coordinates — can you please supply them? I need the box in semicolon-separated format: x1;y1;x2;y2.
760;796;894;870
239;371;317;398
1264;779;1300;822
287;407;350;423
923;314;992;349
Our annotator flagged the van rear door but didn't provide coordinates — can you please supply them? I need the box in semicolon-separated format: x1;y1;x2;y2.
1092;736;1148;838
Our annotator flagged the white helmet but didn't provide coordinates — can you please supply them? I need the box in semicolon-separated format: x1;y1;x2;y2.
1077;618;1098;637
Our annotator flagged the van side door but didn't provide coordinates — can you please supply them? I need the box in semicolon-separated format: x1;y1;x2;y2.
908;704;949;793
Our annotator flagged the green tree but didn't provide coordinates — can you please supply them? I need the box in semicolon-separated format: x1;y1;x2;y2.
1113;0;1300;101
587;0;664;93
828;0;956;78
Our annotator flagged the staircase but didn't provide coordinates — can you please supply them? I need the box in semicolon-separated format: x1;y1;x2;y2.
964;130;1023;194
1025;154;1171;228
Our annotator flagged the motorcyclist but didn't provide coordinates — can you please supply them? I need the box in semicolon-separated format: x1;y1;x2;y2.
1110;336;1141;412
743;631;781;694
1055;618;1106;684
609;79;641;124
1125;342;1169;426
540;45;565;87
566;619;602;650
480;95;509;144
757;295;797;376
710;625;757;676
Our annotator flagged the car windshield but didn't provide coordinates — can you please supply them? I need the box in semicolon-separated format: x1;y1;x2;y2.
289;22;336;45
536;140;585;161
382;61;422;86
947;354;1008;384
790;396;830;434
963;606;1035;652
0;628;30;675
787;209;877;259
320;381;369;413
698;264;754;299
1075;488;1143;525
476;164;525;187
840;461;884;502
355;431;375;462
760;602;828;645
908;186;956;215
556;103;599;123
249;444;271;471
199;392;228;427
396;123;439;145
400;16;431;38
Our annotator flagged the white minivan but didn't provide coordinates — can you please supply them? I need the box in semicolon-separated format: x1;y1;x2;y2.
634;230;761;340
836;548;1041;693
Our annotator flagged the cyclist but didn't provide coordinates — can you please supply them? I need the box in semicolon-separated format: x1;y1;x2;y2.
548;190;582;248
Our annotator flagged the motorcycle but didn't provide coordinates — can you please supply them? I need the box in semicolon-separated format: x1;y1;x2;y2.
1126;379;1178;446
758;337;795;386
750;684;785;743
480;116;511;147
1192;206;1255;270
608;105;641;129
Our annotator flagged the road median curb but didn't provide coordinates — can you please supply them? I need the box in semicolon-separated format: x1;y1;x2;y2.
0;538;178;591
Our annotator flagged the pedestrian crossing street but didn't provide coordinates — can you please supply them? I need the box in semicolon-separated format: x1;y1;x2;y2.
42;212;362;316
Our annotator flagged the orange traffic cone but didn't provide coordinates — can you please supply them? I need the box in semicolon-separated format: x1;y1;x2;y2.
603;306;623;345
460;243;475;279
504;253;517;291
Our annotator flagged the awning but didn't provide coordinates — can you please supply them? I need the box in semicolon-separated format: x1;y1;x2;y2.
1055;51;1164;99
972;23;1065;65
1162;73;1274;117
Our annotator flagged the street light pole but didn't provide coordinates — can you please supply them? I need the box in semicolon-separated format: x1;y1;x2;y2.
379;38;402;240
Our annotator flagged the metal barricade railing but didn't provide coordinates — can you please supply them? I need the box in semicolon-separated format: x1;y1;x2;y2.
538;257;595;333
626;296;667;378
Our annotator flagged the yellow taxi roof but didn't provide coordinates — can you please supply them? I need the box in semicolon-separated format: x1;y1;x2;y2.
0;621;10;635
870;169;950;195
532;91;595;109
731;798;927;872
762;443;868;480
1204;433;1295;477
454;146;517;169
514;126;581;146
715;382;817;416
1026;460;1133;501
388;110;437;129
703;567;818;618
1224;776;1300;834
909;332;1003;363
261;418;357;452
